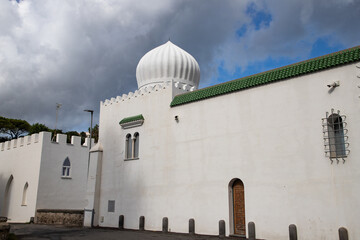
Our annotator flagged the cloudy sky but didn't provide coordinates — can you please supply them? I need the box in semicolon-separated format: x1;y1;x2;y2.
1;0;359;132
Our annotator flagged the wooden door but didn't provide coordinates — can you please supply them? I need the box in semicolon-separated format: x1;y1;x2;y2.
233;179;245;235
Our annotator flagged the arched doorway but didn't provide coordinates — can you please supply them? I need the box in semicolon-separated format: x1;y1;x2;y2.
229;179;246;236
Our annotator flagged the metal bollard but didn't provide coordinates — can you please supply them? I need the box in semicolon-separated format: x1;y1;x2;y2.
248;222;256;240
219;220;225;237
189;218;195;234
118;215;124;229
162;217;168;233
339;227;348;240
139;216;145;231
289;224;297;240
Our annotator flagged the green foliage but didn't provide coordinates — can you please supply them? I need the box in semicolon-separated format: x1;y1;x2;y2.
0;136;10;143
89;124;99;143
0;116;97;145
80;131;87;145
29;123;50;134
65;131;80;143
0;116;31;139
51;129;63;141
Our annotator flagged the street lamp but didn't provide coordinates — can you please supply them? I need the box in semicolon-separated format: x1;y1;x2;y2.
84;109;94;149
52;103;62;141
84;109;94;178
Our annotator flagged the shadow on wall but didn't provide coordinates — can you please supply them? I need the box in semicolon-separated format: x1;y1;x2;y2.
0;174;7;216
0;174;13;217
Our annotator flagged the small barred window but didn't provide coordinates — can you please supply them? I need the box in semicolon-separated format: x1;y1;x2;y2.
322;109;350;163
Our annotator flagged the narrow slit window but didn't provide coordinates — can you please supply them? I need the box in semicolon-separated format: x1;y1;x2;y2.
125;134;132;159
133;132;139;158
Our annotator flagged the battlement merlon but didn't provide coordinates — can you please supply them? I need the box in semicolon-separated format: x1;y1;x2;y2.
1;132;95;151
101;80;195;107
50;132;95;147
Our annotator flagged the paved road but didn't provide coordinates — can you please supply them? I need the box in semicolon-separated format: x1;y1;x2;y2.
10;224;246;240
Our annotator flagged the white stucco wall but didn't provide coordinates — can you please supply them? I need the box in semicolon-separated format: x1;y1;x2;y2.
97;62;360;240
0;131;91;222
36;132;90;210
0;133;43;222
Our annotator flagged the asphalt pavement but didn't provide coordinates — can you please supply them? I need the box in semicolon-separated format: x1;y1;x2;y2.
10;224;247;240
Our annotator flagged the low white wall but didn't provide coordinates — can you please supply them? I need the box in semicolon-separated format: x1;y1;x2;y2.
0;133;43;222
0;132;91;223
36;132;90;211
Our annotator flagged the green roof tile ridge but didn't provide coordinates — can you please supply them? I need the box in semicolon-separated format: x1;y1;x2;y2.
119;114;144;124
170;45;360;107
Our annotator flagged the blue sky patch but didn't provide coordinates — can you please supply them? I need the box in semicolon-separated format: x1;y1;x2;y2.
246;3;272;30
310;37;345;58
210;56;304;87
236;24;247;38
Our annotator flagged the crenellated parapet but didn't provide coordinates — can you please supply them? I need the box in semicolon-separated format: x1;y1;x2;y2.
0;132;93;152
1;133;40;151
101;81;195;107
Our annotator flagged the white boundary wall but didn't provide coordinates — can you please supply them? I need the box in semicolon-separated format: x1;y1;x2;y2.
0;133;43;222
36;132;90;211
0;132;91;222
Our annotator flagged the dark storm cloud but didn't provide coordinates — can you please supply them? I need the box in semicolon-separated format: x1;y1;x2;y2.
0;0;359;132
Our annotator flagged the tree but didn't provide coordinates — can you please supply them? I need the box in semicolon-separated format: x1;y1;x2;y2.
65;131;80;143
80;132;87;145
89;124;99;143
29;123;51;134
0;136;10;143
0;116;31;139
51;129;63;141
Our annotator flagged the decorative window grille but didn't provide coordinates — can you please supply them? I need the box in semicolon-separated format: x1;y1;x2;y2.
62;157;71;177
322;109;350;163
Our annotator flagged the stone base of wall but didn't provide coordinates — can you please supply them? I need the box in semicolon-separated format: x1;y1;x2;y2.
35;209;84;226
0;223;10;240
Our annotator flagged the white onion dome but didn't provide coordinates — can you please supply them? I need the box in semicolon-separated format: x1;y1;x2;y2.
136;41;200;90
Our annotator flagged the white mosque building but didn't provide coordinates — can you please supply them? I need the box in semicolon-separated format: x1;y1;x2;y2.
83;41;360;240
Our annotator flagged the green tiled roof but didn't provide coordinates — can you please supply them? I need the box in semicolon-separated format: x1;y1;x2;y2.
171;45;360;107
119;114;144;124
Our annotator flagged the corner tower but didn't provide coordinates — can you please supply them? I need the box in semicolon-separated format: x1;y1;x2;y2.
136;41;200;90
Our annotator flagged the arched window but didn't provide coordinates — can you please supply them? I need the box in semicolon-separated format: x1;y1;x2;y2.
133;132;139;158
125;134;132;159
327;114;346;158
62;157;71;177
22;182;28;206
